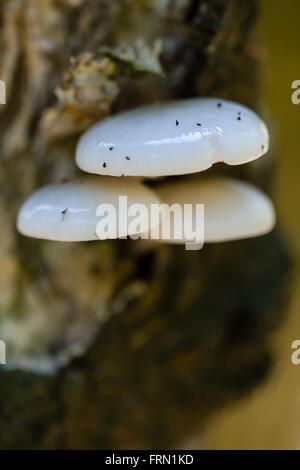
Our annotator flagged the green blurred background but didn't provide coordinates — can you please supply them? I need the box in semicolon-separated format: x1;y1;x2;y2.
205;0;300;450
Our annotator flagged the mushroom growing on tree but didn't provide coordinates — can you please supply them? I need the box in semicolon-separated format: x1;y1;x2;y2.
147;176;275;245
18;98;274;246
17;176;161;241
76;98;269;178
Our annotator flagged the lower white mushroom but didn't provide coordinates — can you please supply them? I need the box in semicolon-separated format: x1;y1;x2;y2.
17;176;161;241
147;176;276;245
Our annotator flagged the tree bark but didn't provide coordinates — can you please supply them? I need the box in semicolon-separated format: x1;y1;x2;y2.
0;0;291;449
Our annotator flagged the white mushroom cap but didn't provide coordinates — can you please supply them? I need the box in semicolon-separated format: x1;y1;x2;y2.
17;176;161;242
76;98;269;178
148;176;275;244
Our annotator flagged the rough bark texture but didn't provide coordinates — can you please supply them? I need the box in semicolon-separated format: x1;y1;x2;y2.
0;0;291;449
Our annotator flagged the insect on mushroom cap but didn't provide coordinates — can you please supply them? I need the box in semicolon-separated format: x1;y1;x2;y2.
75;98;269;178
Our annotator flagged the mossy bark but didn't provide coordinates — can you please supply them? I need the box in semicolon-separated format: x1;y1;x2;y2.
0;0;291;449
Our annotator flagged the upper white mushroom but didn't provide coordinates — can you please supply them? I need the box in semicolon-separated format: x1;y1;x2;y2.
148;176;275;244
17;176;161;242
76;98;269;178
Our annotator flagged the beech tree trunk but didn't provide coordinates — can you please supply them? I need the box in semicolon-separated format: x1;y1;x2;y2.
0;0;291;449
